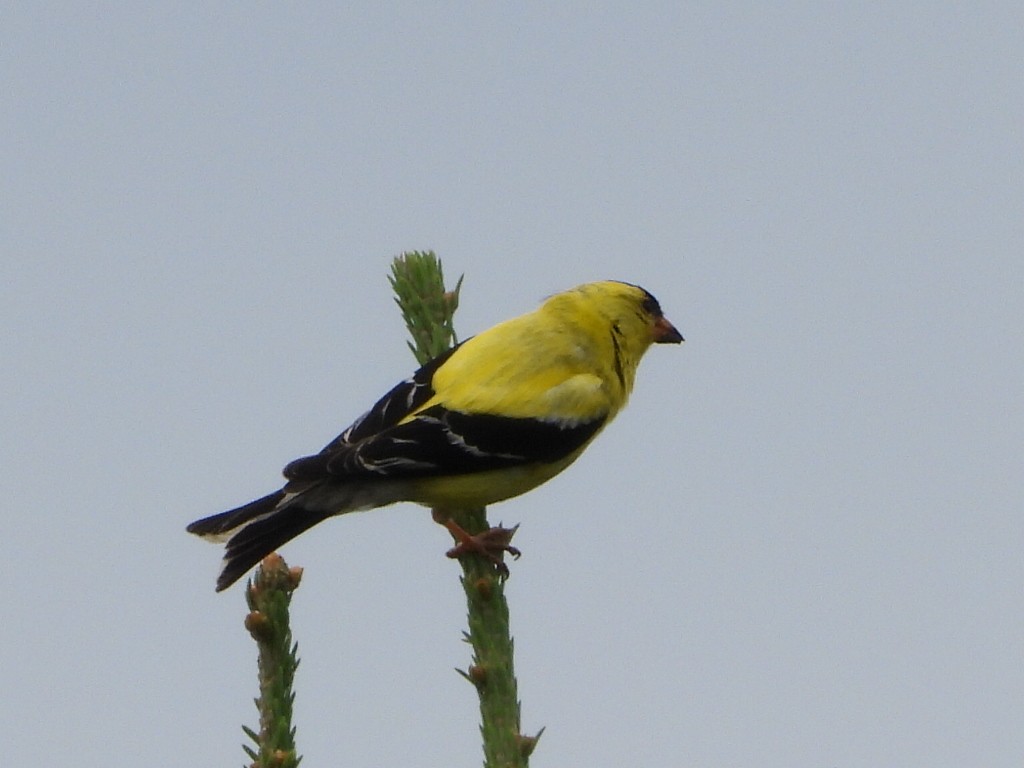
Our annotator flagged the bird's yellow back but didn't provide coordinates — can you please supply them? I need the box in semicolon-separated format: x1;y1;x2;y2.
416;281;660;425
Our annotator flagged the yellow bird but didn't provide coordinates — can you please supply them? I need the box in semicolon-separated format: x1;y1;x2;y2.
188;280;683;590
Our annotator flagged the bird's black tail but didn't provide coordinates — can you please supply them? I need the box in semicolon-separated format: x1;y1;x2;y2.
187;490;286;539
187;490;330;592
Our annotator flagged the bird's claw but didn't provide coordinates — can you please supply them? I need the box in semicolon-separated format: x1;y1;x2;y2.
442;519;521;576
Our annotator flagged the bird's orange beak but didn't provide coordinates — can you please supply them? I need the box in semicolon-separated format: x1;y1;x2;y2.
653;315;684;344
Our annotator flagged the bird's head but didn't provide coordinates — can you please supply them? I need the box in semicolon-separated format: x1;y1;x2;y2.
569;280;683;345
544;280;683;397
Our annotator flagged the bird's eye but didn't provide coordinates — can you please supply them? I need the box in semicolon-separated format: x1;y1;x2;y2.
641;293;662;317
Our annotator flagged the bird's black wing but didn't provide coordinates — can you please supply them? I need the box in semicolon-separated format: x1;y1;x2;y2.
283;404;606;484
317;343;464;454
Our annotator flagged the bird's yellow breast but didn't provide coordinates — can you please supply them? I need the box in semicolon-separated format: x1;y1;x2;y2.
406;446;590;509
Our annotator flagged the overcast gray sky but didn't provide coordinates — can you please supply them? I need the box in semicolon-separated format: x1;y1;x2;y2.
3;3;1021;766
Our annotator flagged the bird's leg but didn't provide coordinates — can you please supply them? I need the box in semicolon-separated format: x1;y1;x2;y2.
432;509;521;577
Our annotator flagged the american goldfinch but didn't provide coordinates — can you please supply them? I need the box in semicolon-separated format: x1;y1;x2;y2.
188;280;683;590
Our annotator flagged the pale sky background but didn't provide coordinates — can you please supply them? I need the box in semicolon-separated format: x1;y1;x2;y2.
3;4;1021;767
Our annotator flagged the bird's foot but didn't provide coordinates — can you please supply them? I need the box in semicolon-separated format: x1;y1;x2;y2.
440;517;521;577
